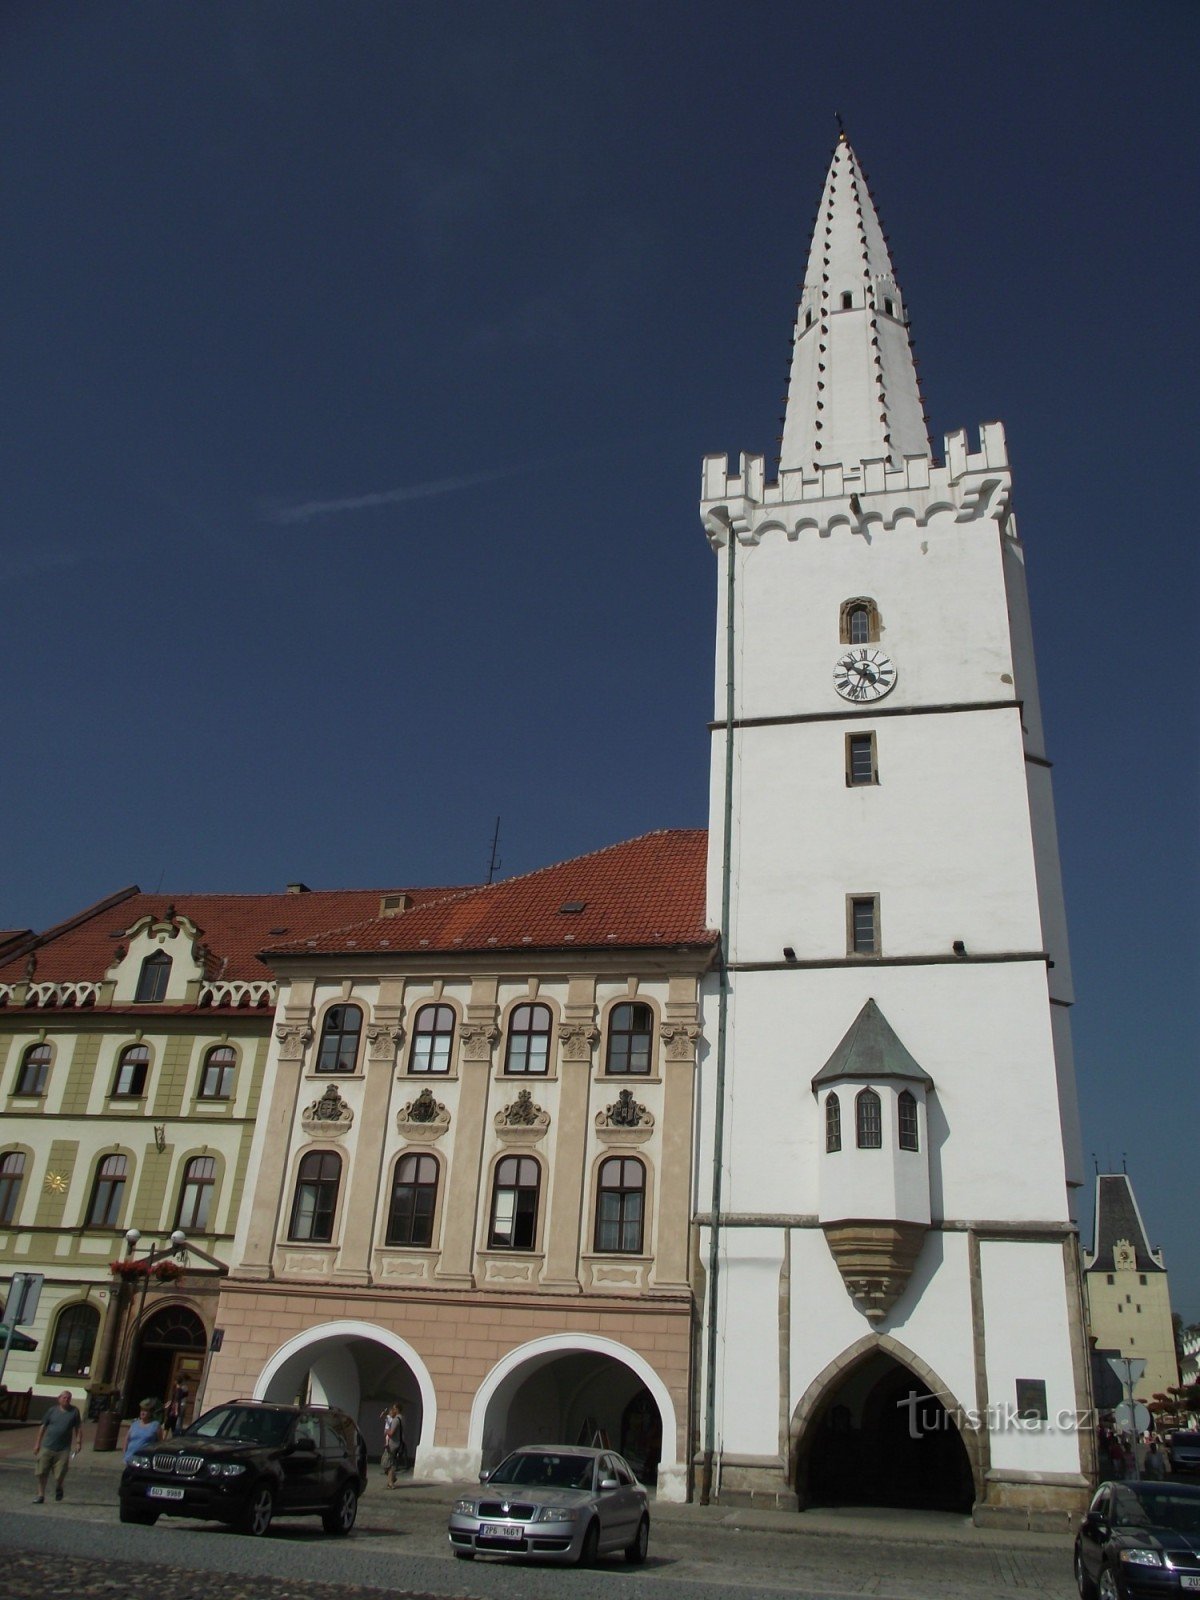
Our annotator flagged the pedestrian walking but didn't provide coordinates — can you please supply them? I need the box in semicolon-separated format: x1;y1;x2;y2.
381;1401;405;1488
32;1390;83;1504
164;1380;189;1437
124;1401;163;1464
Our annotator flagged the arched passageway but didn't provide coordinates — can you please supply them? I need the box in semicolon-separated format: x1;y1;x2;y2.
796;1349;976;1513
472;1337;675;1494
128;1303;205;1423
255;1321;436;1466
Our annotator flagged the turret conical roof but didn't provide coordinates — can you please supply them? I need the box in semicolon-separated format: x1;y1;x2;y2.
780;136;929;474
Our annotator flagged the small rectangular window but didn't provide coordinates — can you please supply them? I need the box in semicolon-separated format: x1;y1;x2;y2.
1138;1274;1146;1286
848;896;879;956
1106;1274;1114;1285
846;732;877;786
841;291;853;310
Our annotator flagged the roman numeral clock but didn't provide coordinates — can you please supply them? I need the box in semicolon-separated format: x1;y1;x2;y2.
833;648;896;702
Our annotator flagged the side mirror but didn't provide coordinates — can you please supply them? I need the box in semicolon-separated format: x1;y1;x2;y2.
599;1476;620;1491
479;1468;491;1484
290;1436;318;1454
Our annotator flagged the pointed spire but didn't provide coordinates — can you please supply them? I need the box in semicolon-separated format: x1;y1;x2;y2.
780;135;929;474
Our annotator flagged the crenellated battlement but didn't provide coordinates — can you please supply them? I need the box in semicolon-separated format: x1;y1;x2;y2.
701;422;1010;545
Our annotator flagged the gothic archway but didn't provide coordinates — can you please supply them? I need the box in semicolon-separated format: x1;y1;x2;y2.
790;1335;980;1514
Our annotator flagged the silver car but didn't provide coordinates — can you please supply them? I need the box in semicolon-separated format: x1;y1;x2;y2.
448;1445;650;1565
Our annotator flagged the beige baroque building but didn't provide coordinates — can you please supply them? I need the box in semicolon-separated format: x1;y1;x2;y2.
205;832;715;1501
0;883;440;1419
1083;1172;1179;1405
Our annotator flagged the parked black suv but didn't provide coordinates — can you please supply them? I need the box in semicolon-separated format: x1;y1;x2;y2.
119;1400;367;1536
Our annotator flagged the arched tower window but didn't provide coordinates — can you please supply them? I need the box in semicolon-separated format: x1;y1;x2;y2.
316;1005;363;1074
135;950;172;1004
385;1152;439;1247
898;1090;919;1152
825;1093;842;1153
594;1156;646;1253
46;1303;100;1379
840;598;881;645
855;1088;882;1150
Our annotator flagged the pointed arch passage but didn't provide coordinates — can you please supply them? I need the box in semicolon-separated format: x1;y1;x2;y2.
790;1334;981;1513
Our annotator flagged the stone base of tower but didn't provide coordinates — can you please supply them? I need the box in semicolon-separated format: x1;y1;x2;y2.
697;1453;799;1510
972;1469;1091;1531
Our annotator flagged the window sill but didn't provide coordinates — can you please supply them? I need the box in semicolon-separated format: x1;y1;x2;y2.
598;1074;660;1085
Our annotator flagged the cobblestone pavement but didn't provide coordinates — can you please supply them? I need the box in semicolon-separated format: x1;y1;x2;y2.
0;1427;1078;1600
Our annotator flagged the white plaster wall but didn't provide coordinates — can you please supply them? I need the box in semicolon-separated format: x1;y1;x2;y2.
707;1226;786;1456
818;1086;930;1224
697;961;1070;1225
979;1239;1082;1474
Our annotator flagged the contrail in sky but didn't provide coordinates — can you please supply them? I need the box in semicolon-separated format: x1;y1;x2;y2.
262;462;533;526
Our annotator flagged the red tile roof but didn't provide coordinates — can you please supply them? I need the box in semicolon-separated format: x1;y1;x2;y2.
267;831;715;959
0;884;469;987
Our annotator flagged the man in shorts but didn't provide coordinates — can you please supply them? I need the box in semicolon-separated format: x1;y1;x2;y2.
33;1390;83;1503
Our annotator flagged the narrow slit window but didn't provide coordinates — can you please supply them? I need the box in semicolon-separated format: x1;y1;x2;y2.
846;732;877;786
855;1088;882;1149
849;896;879;956
898;1090;919;1151
825;1093;842;1153
841;291;853;309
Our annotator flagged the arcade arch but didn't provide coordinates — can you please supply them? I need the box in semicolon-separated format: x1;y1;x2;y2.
255;1320;437;1468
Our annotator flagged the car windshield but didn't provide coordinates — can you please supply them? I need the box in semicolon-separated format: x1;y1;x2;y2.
1113;1484;1200;1534
184;1405;294;1447
490;1451;595;1490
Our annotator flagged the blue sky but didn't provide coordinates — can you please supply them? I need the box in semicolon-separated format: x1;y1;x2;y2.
2;3;1196;1325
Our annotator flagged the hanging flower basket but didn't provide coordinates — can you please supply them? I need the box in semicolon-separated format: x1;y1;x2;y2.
109;1259;185;1282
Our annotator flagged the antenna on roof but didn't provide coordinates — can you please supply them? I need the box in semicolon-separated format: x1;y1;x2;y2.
1092;1152;1099;1175
1122;1152;1127;1174
486;816;502;885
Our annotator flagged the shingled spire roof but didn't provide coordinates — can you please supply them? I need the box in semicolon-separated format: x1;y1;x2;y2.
1086;1172;1166;1274
780;134;929;473
810;998;933;1090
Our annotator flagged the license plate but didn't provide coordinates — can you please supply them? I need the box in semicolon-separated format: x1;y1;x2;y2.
148;1486;185;1501
480;1522;522;1540
1180;1578;1200;1592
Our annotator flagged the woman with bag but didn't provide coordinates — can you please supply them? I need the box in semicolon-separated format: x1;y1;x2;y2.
381;1402;405;1488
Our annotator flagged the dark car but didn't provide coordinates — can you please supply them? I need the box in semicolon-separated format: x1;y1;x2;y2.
448;1445;649;1565
1170;1435;1200;1478
119;1400;367;1537
1074;1480;1200;1598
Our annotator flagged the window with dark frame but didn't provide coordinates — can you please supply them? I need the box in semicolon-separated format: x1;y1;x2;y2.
0;1151;26;1225
825;1093;842;1153
410;1004;455;1073
848;606;871;643
605;1003;654;1075
112;1044;150;1098
855;1088;882;1149
488;1155;539;1250
594;1156;645;1253
176;1155;217;1230
850;897;878;955
898;1090;919;1151
846;732;877;786
134;950;171;1004
46;1302;99;1379
289;1150;341;1242
87;1154;128;1227
504;1002;552;1075
199;1045;236;1099
840;598;881;645
841;290;853;309
15;1043;51;1096
316;1005;363;1074
385;1152;439;1247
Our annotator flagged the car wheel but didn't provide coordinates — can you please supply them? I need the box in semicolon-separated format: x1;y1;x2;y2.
1073;1546;1098;1600
240;1484;275;1537
1097;1567;1120;1600
119;1505;158;1526
576;1519;600;1567
322;1482;358;1536
624;1514;649;1564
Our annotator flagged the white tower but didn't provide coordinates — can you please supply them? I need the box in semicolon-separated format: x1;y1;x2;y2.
695;135;1091;1525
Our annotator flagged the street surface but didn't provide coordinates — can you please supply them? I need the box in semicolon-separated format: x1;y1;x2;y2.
0;1443;1078;1600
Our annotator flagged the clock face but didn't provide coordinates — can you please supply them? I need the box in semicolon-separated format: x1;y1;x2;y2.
834;647;896;702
